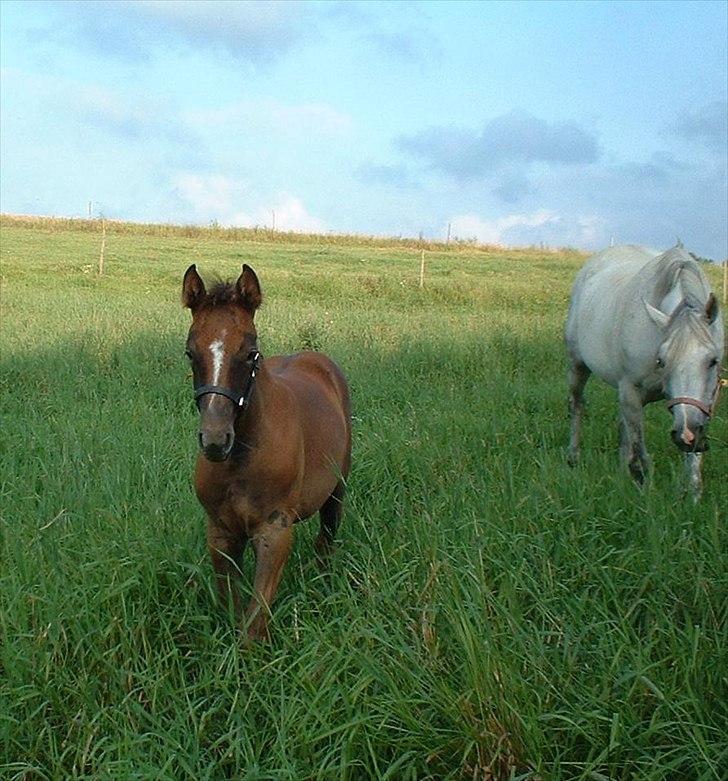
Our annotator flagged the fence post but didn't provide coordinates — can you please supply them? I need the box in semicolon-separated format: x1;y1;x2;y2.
98;219;106;276
419;249;425;289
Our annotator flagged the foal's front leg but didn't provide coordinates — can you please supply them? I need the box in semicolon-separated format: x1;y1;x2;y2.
207;520;246;619
246;522;294;641
618;381;650;484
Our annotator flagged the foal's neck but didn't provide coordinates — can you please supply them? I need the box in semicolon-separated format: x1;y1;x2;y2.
232;363;269;453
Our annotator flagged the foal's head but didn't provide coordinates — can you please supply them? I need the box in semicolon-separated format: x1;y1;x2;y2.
645;293;722;452
182;264;262;461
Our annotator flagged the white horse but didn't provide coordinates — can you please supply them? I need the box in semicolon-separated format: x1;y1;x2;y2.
565;244;723;498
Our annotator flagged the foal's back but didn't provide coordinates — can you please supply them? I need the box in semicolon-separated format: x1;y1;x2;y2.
266;350;351;515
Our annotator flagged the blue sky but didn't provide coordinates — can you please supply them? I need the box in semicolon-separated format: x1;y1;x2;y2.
1;0;726;257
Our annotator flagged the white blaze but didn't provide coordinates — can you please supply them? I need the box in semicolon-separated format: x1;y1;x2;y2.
210;339;225;384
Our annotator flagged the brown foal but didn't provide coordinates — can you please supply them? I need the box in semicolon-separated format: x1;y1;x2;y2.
182;264;352;641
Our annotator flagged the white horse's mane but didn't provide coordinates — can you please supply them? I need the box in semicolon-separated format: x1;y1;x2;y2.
665;304;716;355
654;247;717;353
652;246;709;306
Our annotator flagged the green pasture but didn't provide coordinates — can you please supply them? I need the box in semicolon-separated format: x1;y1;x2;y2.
1;216;726;780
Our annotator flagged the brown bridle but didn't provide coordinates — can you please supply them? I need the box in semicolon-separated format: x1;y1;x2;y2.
666;375;723;419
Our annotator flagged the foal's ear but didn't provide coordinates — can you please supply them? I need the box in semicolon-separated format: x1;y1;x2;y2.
236;264;262;313
705;293;719;324
182;264;206;310
643;298;670;329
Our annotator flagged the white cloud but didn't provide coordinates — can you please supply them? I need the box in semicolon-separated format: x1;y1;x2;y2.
449;210;556;244
174;173;240;214
251;193;326;233
448;210;605;248
172;173;326;233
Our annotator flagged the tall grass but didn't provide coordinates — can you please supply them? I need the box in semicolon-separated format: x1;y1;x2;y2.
0;213;583;254
1;218;726;780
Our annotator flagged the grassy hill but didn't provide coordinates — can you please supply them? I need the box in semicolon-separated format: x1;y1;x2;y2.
1;215;726;780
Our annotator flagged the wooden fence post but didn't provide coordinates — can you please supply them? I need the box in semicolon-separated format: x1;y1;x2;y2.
419;249;425;289
98;219;106;276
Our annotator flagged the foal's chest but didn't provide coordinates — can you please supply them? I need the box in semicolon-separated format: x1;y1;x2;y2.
195;458;299;534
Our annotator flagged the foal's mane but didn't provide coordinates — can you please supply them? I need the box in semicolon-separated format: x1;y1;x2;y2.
202;280;245;308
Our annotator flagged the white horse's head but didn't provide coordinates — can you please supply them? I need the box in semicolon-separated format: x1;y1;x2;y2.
644;293;722;452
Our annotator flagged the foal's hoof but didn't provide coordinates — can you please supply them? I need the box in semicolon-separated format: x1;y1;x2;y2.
241;626;270;647
314;535;335;569
566;449;579;467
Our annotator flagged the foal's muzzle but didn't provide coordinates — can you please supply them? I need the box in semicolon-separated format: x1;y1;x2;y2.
199;430;234;462
197;401;235;461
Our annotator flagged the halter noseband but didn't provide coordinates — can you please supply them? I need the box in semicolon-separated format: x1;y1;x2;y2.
194;351;261;410
666;375;722;419
666;396;713;418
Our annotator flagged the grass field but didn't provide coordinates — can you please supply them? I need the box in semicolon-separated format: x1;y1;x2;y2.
1;215;726;780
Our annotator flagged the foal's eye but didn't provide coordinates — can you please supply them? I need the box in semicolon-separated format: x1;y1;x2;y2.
185;350;193;361
656;357;664;368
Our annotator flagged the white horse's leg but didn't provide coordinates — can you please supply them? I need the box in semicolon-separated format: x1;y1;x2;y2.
618;381;650;485
567;361;591;466
685;453;703;502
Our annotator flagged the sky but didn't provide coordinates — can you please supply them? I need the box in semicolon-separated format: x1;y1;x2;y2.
1;0;727;257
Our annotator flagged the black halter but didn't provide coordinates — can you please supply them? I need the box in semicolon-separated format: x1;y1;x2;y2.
194;351;261;410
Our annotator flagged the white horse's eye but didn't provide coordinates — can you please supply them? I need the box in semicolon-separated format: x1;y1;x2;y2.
708;358;718;368
656;357;664;368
